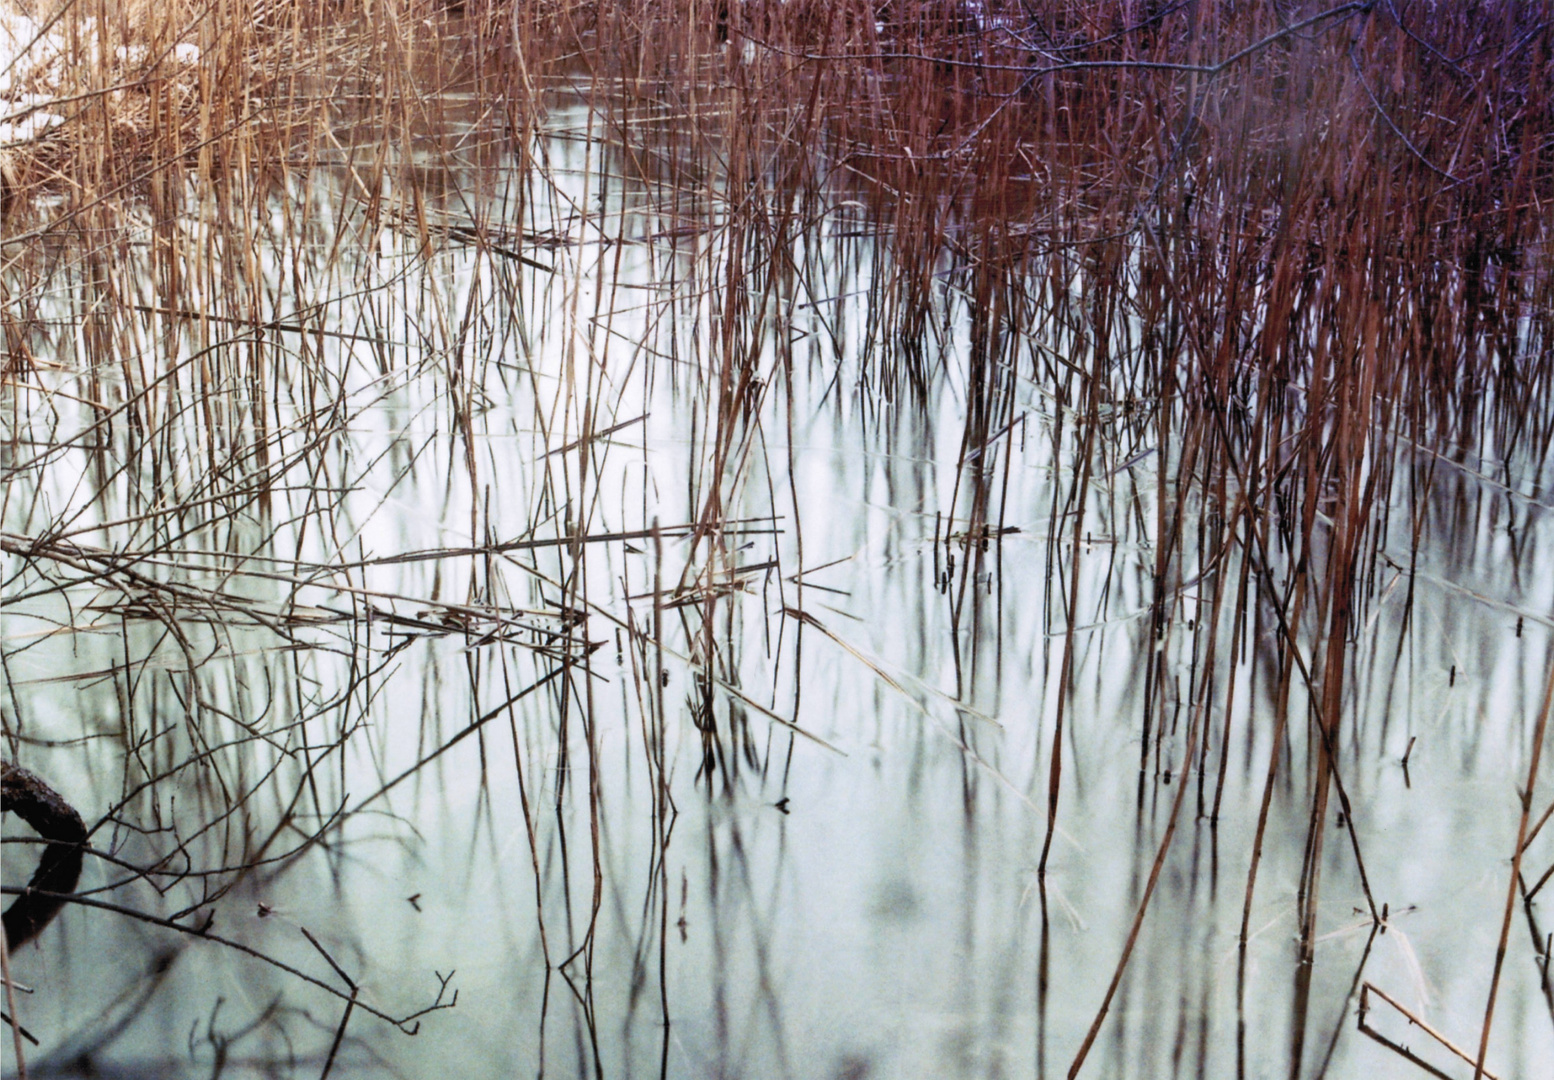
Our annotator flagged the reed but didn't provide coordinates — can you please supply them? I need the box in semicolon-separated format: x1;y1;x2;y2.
3;0;1552;1074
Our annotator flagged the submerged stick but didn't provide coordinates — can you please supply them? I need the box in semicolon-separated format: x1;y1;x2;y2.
1;761;86;952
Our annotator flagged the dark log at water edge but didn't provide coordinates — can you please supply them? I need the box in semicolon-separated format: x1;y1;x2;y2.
1;760;86;952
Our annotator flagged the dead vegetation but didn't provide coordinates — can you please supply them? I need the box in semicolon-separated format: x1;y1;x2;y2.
3;1;1553;1076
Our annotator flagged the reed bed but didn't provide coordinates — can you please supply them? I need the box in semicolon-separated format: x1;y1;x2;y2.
3;0;1553;1076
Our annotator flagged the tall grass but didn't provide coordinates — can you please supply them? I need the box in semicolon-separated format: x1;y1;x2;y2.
3;0;1553;1075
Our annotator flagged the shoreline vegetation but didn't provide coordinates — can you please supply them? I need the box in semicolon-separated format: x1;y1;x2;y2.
3;1;1553;1077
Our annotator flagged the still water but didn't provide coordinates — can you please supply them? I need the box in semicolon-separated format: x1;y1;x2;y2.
4;83;1554;1080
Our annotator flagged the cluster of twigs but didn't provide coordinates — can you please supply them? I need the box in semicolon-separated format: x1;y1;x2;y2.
2;0;1552;1076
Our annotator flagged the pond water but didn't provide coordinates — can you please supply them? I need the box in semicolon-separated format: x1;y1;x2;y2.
5;61;1554;1080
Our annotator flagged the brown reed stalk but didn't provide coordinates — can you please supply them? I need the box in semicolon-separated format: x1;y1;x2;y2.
1474;655;1554;1077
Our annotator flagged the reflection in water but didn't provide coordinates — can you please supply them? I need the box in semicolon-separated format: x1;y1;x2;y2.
4;21;1554;1080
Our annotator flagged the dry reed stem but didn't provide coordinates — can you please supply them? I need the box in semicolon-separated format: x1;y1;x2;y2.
1474;654;1554;1077
1;0;1552;1069
1360;981;1500;1080
0;917;26;1079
